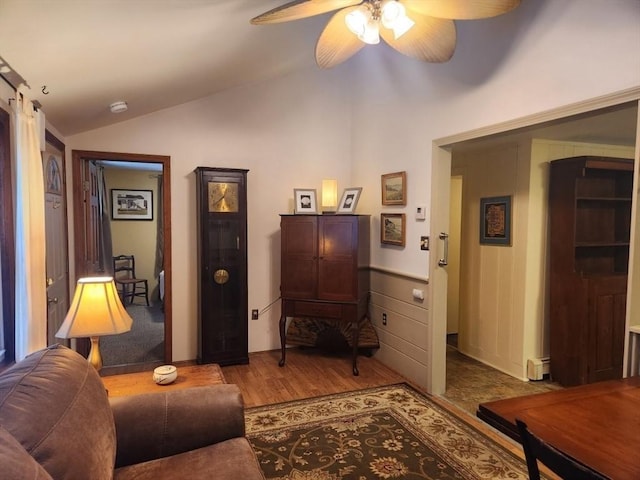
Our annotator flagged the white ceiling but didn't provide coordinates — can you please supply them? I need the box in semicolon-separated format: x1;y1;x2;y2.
0;0;637;144
0;0;324;136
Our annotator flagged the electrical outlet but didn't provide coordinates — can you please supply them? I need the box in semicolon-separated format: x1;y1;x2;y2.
420;236;429;250
382;313;387;326
251;309;259;320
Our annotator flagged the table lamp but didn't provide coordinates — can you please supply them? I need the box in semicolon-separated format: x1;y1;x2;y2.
322;179;337;213
56;276;133;371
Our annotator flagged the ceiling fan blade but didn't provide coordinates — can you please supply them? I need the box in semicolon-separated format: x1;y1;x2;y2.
401;0;520;20
315;7;366;68
251;0;362;25
380;15;455;63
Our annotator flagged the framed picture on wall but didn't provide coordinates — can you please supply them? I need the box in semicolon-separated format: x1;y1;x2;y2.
381;213;406;246
111;189;154;221
479;195;511;245
381;171;406;205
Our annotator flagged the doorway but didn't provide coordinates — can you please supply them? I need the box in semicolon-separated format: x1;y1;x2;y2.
428;95;640;396
72;150;172;373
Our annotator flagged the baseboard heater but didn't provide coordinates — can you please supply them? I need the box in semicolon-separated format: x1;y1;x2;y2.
527;357;550;380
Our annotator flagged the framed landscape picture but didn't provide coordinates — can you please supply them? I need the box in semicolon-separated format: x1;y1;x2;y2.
111;189;153;221
381;213;406;246
381;171;406;206
479;195;511;245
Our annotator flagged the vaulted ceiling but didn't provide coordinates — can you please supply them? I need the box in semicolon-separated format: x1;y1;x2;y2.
0;0;637;145
0;0;324;135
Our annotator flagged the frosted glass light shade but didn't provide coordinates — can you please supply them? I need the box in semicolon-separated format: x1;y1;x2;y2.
56;277;133;338
322;179;338;211
345;6;369;36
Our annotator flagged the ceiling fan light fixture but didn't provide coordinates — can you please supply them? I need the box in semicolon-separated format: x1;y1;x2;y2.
381;1;414;39
345;6;370;36
359;18;380;44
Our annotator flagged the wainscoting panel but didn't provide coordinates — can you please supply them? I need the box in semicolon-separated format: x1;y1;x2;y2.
369;270;430;388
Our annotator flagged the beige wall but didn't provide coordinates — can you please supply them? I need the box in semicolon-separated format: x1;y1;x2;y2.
50;0;639;386
104;167;160;302
449;140;635;381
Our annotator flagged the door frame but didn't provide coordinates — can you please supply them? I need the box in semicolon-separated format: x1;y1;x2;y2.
428;87;640;395
71;150;172;365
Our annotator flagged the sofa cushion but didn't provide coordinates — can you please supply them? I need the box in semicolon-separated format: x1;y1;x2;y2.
113;437;265;480
0;426;53;480
0;345;116;479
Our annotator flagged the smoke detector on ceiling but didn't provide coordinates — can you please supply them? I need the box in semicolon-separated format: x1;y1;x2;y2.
109;101;128;113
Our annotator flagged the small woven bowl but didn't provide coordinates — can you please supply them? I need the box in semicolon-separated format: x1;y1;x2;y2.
153;365;178;385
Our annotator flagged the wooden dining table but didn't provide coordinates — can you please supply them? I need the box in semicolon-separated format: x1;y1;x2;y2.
477;376;640;480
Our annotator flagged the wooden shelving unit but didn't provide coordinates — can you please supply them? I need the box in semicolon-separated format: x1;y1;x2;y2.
549;156;633;386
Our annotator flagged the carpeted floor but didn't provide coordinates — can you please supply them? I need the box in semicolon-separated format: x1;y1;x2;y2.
246;383;537;480
101;304;164;366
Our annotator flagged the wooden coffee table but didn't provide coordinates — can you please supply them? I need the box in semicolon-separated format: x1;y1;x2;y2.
101;363;226;397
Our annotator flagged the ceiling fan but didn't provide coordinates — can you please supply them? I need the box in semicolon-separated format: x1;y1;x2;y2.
251;0;521;68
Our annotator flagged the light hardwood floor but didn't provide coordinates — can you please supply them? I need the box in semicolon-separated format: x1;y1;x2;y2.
221;348;407;408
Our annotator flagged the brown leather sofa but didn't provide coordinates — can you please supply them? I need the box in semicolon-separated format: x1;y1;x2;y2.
0;344;264;479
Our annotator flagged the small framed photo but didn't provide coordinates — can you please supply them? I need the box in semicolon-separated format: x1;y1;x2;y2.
381;213;406;246
111;189;153;221
337;187;362;214
381;171;406;206
480;195;512;245
294;189;318;214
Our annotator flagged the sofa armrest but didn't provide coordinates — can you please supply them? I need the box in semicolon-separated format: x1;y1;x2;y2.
110;384;246;468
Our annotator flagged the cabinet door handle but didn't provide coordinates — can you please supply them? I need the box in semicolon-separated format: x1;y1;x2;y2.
438;232;449;267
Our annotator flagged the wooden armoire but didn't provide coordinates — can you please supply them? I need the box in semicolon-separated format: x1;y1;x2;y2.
195;167;249;366
279;214;370;375
549;156;633;386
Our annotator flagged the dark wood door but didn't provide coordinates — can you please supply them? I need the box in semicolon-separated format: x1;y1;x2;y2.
317;216;358;302
196;167;248;365
587;276;626;383
280;215;317;299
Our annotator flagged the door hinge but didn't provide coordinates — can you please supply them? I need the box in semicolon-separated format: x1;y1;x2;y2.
83;180;90;192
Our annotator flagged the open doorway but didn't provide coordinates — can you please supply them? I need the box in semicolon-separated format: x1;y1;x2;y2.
72;150;172;374
428;96;639;399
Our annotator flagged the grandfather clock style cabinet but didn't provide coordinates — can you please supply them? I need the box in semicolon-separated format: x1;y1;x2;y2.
279;214;370;375
195;167;249;365
549;156;632;386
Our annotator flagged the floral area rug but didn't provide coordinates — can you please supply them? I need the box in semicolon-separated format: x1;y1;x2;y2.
245;383;531;480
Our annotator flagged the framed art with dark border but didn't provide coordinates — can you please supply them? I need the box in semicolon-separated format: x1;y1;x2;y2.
337;187;362;214
294;188;318;214
381;171;406;206
381;213;406;246
479;195;511;245
111;189;153;221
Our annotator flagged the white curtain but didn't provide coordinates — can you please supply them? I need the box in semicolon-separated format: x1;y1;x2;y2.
13;87;47;360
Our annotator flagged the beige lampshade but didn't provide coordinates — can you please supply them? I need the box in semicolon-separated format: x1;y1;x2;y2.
322;179;338;211
56;277;133;338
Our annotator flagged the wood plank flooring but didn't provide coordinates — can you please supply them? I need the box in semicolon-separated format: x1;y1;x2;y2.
221;349;406;408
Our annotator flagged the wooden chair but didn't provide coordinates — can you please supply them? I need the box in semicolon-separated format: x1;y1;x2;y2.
515;419;607;480
113;255;149;307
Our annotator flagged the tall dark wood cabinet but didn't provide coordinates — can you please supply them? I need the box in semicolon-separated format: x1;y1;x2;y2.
549;156;633;386
279;214;370;375
195;167;249;365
